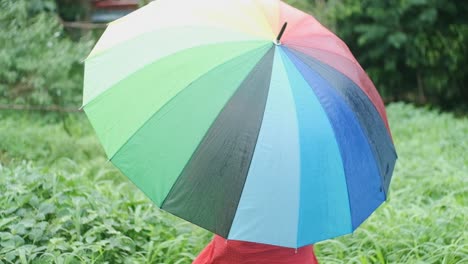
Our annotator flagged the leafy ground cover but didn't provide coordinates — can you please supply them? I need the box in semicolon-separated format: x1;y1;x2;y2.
0;103;467;263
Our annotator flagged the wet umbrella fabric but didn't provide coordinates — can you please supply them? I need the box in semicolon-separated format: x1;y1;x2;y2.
82;0;397;248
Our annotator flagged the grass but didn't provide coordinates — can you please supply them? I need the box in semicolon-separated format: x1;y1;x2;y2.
0;111;210;264
0;103;467;263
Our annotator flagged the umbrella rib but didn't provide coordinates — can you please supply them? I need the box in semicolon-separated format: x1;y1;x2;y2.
250;0;277;37
283;49;375;232
286;45;396;151
277;48;354;243
86;25;267;61
106;43;273;162
160;47;276;236
286;47;397;195
274;50;303;247
285;43;392;135
285;43;360;68
284;48;389;202
82;39;268;109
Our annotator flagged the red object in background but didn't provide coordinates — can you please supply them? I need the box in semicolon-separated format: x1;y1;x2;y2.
91;0;139;23
92;0;139;9
193;235;319;264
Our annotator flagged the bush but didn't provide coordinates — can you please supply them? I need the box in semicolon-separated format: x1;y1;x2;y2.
0;111;210;263
330;0;468;109
0;0;94;107
0;162;209;263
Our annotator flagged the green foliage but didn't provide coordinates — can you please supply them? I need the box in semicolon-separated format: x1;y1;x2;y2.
0;0;94;107
0;163;210;263
1;104;467;263
0;112;211;263
284;0;337;26
0;111;102;166
55;0;89;21
26;0;56;14
330;0;468;109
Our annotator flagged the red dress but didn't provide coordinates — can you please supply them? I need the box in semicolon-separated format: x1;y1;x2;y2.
193;235;319;264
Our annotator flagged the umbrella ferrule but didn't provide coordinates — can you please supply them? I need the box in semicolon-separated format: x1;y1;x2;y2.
276;22;288;45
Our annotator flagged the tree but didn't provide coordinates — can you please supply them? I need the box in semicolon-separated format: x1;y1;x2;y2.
331;0;468;108
0;0;94;107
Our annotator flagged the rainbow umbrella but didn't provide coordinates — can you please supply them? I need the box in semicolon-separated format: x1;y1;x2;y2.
83;0;397;248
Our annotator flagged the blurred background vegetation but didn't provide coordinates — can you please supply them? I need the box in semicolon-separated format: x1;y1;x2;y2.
0;0;466;111
330;0;468;110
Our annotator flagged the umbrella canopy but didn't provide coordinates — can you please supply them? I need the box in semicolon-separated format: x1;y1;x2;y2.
83;0;397;248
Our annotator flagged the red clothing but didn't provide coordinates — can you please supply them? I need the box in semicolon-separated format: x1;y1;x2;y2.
193;235;319;264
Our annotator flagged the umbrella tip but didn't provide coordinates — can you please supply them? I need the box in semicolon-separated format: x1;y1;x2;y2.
276;22;288;45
